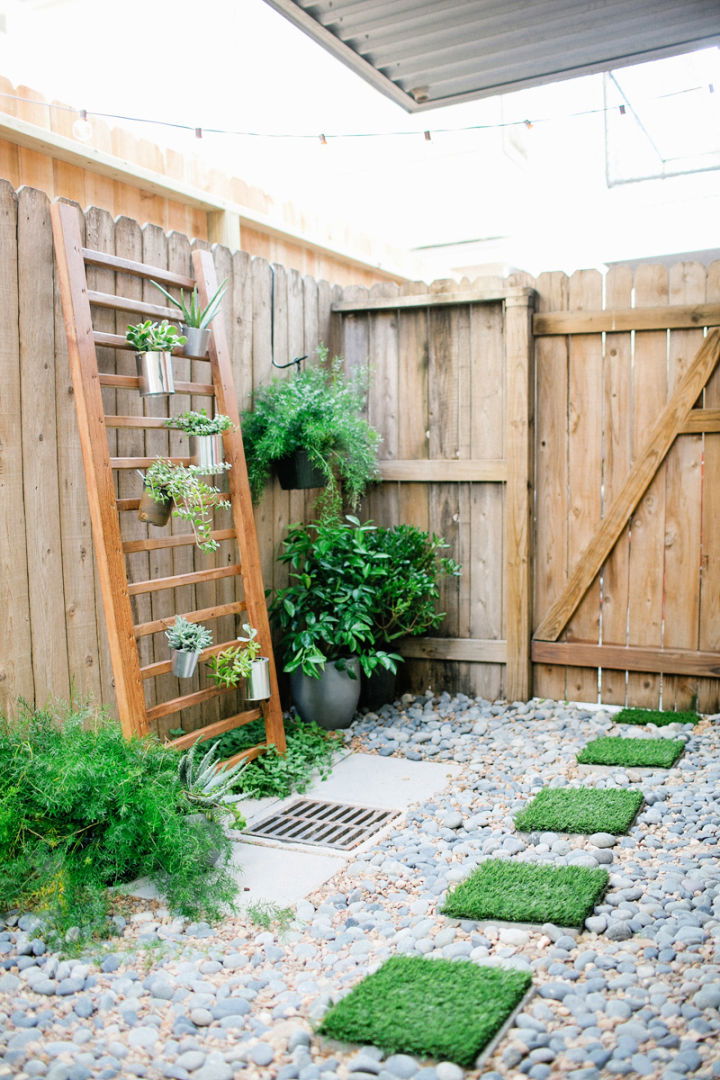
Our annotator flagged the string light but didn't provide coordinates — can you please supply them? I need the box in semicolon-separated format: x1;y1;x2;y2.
0;84;712;145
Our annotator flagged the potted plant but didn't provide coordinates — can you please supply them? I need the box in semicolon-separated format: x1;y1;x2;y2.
165;616;213;679
165;409;235;472
361;524;461;708
270;517;399;730
241;346;381;514
151;280;227;357
138;459;231;552
206;624;271;701
126;320;186;397
178;742;248;863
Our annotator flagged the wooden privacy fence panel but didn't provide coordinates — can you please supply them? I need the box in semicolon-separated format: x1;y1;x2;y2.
335;280;535;702
532;262;720;712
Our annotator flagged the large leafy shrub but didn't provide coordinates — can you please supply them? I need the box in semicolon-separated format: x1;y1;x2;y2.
0;704;237;942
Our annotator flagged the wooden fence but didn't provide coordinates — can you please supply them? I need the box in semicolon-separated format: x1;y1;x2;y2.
2;182;719;724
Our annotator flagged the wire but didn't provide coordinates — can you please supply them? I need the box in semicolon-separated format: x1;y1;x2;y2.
0;83;713;142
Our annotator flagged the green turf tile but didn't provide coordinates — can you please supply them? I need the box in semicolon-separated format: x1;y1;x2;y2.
317;956;531;1068
577;735;684;769
616;707;699;727
514;787;643;834
441;859;609;928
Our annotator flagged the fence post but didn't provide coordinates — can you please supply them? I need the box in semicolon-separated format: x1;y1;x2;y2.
504;286;535;701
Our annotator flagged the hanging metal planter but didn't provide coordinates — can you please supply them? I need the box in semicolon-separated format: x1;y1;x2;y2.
243;657;271;701
182;325;212;357
275;449;325;490
190;433;225;473
136;351;175;397
171;648;201;679
137;489;173;526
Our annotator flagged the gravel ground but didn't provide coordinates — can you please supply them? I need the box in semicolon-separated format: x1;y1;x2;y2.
1;694;719;1080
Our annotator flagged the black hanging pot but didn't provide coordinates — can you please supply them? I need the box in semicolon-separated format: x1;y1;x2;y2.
275;449;325;491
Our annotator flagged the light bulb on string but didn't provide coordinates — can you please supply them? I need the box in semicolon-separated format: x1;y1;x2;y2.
72;110;93;142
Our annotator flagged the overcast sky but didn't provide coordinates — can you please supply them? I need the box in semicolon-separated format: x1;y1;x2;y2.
1;0;718;275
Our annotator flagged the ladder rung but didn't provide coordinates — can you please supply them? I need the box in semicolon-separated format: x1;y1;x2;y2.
123;528;236;554
129;563;242;595
134;600;247;638
99;371;214;394
141;636;243;679
89;290;178;321
82;248;195;289
225;744;267;768
146;683;234;722
111;456;192;469
164;709;264;751
106;415;170;429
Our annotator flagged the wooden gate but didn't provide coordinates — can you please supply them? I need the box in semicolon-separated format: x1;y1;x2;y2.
335;279;534;703
532;265;720;711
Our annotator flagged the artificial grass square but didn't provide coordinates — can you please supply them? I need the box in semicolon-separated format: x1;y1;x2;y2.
577;735;684;769
514;787;643;834
616;707;700;727
317;956;531;1067
441;859;609;929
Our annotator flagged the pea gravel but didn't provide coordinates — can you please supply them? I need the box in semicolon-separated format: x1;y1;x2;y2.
1;693;718;1080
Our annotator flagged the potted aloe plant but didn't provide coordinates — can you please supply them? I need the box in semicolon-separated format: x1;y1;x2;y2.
151;280;227;357
241;347;380;514
165;616;213;679
126;320;186;397
138;459;231;552
165;409;235;473
270;517;399;729
206;624;271;701
178;743;248;863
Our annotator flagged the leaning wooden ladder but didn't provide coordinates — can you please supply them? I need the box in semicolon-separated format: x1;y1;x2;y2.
51;201;285;763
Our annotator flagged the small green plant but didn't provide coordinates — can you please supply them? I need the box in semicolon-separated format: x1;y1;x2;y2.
209;716;339;800
241;347;381;512
126;320;186;352
166;409;235;437
178;741;247;826
270;516;401;679
0;703;237;944
142;459;231;552
247;900;295;932
207;625;263;687
151;280;227;330
165;616;213;654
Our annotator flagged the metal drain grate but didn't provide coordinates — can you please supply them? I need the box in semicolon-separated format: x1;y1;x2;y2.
245;798;399;850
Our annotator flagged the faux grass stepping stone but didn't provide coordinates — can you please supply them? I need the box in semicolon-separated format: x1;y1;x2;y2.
616;707;700;727
577;736;684;769
317;956;531;1068
441;859;609;929
514;787;643;835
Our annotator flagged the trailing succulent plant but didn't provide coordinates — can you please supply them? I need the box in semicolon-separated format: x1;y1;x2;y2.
166;409;235;436
126;320;186;352
141;459;231;552
165;616;213;654
151;280;227;330
207;625;262;688
178;741;247;826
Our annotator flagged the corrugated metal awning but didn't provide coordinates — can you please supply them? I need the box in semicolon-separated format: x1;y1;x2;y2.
261;0;720;111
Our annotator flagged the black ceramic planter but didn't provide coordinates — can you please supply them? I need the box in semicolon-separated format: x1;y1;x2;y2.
275;449;325;490
359;665;398;711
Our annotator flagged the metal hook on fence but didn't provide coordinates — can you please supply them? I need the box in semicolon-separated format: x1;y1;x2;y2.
272;355;307;371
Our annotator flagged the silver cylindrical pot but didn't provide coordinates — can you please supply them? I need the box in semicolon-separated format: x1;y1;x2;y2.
190;433;225;472
171;649;201;679
243;657;271;701
136;351;175;396
182;325;211;357
290;658;361;730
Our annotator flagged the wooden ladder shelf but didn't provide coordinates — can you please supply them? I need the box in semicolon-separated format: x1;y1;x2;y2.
51;201;285;765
